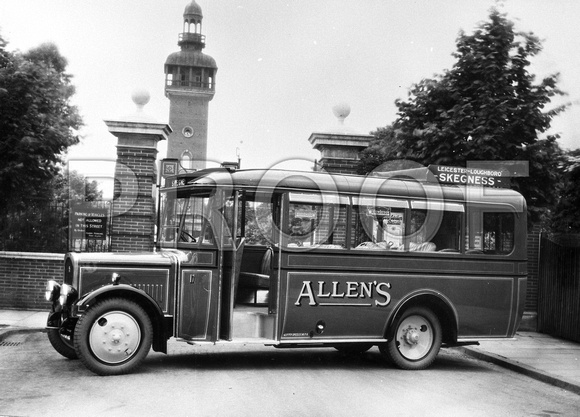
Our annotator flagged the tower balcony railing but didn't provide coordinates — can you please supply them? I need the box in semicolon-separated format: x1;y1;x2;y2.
178;32;206;45
165;79;215;90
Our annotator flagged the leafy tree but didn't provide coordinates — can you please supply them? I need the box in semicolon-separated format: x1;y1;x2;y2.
551;149;580;233
357;126;399;174
51;169;103;205
359;9;568;225
0;170;102;252
0;35;82;211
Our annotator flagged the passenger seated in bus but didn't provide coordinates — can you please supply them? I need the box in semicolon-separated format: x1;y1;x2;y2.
408;232;437;252
289;217;313;246
355;241;396;250
409;241;437;251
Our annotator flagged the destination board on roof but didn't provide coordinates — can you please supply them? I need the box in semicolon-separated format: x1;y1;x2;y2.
428;165;508;187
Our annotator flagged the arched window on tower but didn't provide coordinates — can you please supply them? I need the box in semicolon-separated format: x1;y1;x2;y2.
181;150;193;171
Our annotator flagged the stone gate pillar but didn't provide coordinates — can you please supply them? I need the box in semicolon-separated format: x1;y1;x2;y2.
309;103;372;175
105;90;171;252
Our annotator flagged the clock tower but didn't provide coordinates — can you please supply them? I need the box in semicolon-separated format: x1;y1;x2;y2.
164;1;217;170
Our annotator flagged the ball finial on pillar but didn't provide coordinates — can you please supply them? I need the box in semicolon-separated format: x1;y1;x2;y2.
332;102;351;124
131;88;151;112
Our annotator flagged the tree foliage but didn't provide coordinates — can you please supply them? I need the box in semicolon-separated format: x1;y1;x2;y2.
359;9;568;225
357;126;399;174
0;170;103;253
51;169;103;205
551;149;580;233
0;34;82;210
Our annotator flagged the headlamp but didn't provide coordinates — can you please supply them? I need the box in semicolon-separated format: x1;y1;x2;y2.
58;284;74;306
45;280;61;302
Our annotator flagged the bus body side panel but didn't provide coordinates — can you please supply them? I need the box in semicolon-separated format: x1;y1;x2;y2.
78;266;173;314
278;250;525;342
176;249;220;341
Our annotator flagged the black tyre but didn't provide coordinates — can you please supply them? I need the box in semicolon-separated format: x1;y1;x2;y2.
47;327;78;360
74;298;152;376
380;307;442;370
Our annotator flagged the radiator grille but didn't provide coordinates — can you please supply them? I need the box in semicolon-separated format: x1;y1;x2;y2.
134;283;165;305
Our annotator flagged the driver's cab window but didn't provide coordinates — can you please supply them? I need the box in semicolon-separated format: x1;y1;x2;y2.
182;196;215;245
159;192;182;243
159;192;214;246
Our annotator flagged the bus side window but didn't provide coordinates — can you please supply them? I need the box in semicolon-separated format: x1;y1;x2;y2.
244;199;274;245
432;210;462;252
408;209;431;251
325;204;348;248
286;196;347;249
466;210;515;255
352;198;406;250
483;212;515;254
408;202;463;252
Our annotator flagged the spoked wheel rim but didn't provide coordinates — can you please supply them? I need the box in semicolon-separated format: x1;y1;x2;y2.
88;311;142;364
395;314;434;360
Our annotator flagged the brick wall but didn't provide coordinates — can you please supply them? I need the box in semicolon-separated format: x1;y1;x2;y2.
0;252;63;310
111;146;158;252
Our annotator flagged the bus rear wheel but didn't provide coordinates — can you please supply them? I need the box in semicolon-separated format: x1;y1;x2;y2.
74;298;152;376
381;307;442;370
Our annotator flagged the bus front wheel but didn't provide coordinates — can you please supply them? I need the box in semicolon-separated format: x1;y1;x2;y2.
47;327;78;359
381;307;442;370
74;298;152;376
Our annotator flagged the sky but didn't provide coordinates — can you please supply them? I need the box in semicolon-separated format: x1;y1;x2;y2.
1;0;580;197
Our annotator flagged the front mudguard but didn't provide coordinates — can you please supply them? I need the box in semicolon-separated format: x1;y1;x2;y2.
47;304;78;338
47;309;62;329
72;283;170;354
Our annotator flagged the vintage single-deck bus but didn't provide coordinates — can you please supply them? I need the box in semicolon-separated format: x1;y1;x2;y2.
45;165;527;375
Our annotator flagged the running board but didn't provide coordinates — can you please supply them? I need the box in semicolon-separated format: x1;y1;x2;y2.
442;341;480;348
183;338;279;346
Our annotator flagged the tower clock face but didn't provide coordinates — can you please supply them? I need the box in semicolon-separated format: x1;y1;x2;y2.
182;126;194;138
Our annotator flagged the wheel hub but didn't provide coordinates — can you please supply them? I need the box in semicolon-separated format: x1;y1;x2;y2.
110;328;124;343
89;311;141;364
403;327;420;345
396;315;434;360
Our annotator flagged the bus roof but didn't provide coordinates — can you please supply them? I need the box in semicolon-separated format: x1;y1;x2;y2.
162;168;526;211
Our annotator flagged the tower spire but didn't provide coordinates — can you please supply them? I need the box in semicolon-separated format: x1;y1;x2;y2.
179;0;205;50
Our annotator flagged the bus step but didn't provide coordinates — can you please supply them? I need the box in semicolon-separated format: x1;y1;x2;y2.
233;310;274;339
